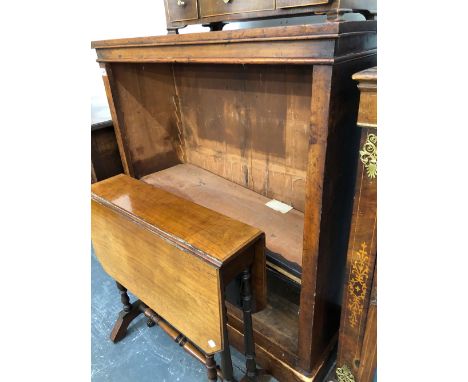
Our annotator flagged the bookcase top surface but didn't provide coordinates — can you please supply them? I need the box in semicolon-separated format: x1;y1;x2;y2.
92;21;376;65
92;21;376;49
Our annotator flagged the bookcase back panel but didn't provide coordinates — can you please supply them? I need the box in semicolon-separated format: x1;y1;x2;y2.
174;64;312;212
111;63;312;212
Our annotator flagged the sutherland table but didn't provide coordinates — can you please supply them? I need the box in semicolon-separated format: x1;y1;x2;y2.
91;174;268;381
92;21;377;381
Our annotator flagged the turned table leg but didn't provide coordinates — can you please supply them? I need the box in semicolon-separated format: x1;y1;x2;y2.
109;282;142;343
221;333;234;381
206;354;218;382
117;281;131;312
221;291;235;382
241;268;257;380
240;269;273;382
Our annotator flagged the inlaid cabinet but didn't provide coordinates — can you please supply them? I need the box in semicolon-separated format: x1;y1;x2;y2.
335;67;377;382
91;120;123;183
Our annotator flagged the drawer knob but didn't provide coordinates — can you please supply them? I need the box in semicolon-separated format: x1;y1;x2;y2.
177;0;186;6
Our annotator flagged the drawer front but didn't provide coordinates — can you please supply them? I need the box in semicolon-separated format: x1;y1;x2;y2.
200;0;275;18
165;0;199;22
276;0;331;8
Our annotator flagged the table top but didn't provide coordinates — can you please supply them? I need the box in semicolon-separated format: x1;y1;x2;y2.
91;174;263;267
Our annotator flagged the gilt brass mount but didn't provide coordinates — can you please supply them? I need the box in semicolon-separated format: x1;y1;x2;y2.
359;133;377;179
336;364;356;382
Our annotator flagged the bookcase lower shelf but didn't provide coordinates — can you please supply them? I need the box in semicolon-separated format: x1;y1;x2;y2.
142;163;304;282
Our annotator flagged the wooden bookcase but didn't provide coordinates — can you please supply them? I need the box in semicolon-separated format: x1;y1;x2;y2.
92;21;376;381
91;120;123;183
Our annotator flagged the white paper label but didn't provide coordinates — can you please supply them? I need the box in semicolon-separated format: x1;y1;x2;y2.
208;340;216;348
265;199;293;214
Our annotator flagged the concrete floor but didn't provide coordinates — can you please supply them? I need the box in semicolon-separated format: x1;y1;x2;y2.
92;250;279;382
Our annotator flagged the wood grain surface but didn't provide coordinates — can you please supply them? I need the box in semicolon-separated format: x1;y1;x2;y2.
276;0;330;8
165;0;199;22
297;55;376;373
172;64;311;213
92;199;224;354
142;164;304;273
102;68;134;177
92;22;374;49
353;67;377;127
108;63;182;179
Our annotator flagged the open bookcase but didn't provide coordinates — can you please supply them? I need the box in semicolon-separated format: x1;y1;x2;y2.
92;21;376;381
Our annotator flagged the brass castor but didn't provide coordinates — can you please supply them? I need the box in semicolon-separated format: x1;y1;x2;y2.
146;318;155;327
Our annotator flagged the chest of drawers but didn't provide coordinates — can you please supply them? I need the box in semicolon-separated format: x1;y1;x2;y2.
165;0;377;33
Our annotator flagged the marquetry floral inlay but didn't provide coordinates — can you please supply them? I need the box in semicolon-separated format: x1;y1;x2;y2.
336;364;356;382
359;133;377;179
347;242;370;328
